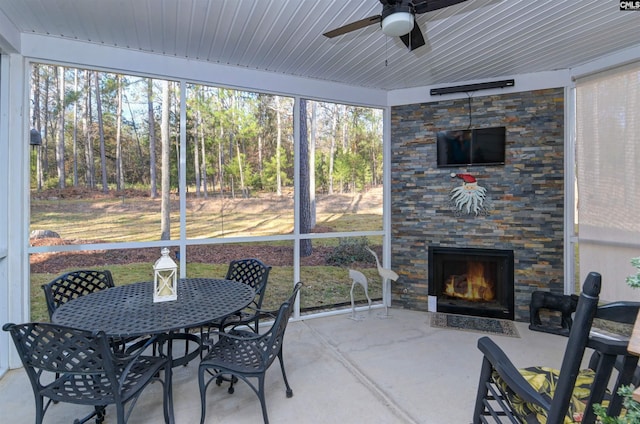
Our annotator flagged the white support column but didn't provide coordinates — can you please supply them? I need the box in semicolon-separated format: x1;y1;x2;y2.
0;53;6;375
564;85;577;295
292;96;301;319
0;53;29;373
178;81;187;277
382;106;393;307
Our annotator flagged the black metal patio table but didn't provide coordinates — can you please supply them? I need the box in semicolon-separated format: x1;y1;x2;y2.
52;278;255;339
52;278;255;421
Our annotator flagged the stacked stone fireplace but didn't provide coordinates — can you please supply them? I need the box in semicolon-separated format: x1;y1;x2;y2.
390;87;566;322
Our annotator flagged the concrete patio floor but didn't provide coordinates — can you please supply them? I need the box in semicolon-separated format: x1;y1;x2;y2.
0;307;569;423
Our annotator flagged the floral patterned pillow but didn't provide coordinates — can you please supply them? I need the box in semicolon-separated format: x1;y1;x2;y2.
493;366;600;423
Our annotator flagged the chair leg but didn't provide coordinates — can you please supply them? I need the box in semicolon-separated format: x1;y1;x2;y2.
350;283;357;318
199;326;211;360
472;356;493;424
35;395;44;424
184;328;191;364
257;374;270;424
95;406;106;424
228;374;237;394
116;401;125;424
198;366;208;424
606;356;639;419
583;353;617;424
277;350;293;398
164;363;174;424
215;373;238;393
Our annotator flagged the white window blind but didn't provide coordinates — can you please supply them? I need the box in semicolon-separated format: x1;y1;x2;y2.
576;62;640;246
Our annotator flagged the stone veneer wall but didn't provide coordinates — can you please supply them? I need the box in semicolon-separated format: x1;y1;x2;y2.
390;88;565;321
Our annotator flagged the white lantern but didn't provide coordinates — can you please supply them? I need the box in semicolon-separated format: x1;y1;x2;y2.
153;248;178;302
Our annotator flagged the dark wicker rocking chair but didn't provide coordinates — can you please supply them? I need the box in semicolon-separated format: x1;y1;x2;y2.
473;271;640;424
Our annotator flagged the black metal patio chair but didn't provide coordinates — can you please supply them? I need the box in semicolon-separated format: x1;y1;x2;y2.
41;269;115;318
3;321;173;424
198;282;302;424
472;271;640;424
217;258;272;333
42;269;147;354
188;258;271;361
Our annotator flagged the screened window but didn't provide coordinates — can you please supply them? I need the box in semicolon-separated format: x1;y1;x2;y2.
575;61;640;300
27;64;385;321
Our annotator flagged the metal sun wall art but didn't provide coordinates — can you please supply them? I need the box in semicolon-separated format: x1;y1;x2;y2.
450;173;490;216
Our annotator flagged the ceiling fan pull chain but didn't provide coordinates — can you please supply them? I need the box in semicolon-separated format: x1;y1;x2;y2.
385;37;388;67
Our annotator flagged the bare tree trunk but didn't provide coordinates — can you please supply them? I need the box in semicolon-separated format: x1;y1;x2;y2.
235;137;247;198
341;104;348;150
194;108;202;197
94;72;108;193
72;69;79;186
257;133;264;180
115;75;124;191
123;90;145;169
56;66;66;189
229;94;247;198
257;96;266;181
148;79;158;198
309;101;317;226
218;125;224;196
160;80;171;240
84;70;95;188
172;91;180;195
32;64;43;191
42;74;50;180
200;113;208;198
275;95;282;196
329;104;337;195
299;99;312;256
31;64;39;131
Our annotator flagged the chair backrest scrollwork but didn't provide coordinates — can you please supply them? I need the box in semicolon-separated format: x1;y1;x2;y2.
41;269;115;318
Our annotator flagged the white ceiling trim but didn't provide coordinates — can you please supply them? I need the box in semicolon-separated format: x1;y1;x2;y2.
0;9;19;53
23;31;639;109
570;45;640;82
20;33;388;107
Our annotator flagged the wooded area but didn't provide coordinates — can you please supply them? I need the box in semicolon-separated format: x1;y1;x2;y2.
29;63;383;240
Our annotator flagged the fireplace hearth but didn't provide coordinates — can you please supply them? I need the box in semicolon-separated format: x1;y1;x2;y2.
428;246;514;320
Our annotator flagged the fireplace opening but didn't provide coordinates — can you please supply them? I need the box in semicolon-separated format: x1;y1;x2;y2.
428;246;514;320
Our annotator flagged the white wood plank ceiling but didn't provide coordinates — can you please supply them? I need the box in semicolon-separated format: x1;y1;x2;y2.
0;0;638;90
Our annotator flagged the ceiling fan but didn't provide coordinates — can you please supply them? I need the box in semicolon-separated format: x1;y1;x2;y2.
323;0;468;51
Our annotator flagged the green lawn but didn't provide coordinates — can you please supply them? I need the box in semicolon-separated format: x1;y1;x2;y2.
30;189;384;322
31;262;382;322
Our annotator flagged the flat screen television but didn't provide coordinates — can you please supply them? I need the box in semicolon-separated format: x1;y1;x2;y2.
436;126;506;167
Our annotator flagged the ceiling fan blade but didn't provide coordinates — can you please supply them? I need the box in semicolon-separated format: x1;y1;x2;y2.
323;15;382;38
399;21;425;51
414;0;468;14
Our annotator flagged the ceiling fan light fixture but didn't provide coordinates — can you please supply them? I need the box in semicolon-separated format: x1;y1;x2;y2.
381;12;414;37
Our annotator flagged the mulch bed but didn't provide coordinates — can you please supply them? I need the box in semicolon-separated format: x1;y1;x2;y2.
30;238;339;274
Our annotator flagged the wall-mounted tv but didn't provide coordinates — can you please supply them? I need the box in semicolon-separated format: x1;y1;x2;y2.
436;126;506;167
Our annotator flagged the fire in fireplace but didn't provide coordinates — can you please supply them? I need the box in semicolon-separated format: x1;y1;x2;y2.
428;246;514;320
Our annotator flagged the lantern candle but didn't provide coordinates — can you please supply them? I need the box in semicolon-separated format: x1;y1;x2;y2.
153;248;178;302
